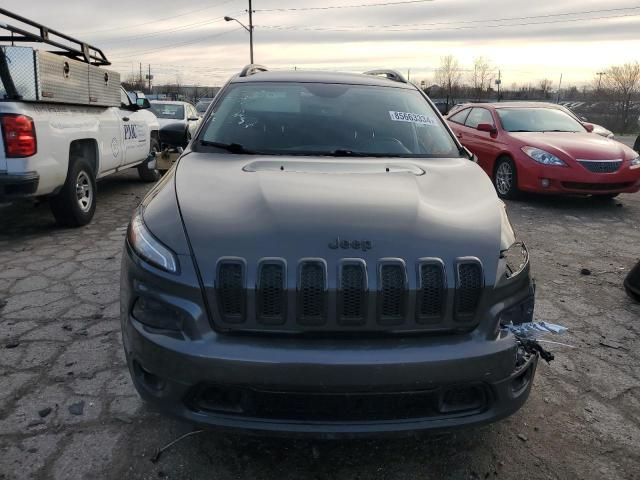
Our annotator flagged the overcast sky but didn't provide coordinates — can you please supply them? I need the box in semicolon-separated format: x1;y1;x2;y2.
2;0;640;87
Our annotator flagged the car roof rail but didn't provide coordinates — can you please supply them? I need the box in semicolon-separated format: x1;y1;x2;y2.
363;69;407;84
239;64;268;77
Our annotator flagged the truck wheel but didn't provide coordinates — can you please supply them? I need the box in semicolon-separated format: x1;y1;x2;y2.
493;157;519;199
138;138;161;182
50;158;96;227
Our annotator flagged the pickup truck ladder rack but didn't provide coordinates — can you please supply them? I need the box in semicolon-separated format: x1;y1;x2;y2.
0;8;110;66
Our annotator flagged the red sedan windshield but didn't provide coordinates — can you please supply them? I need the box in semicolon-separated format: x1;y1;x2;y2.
497;108;585;133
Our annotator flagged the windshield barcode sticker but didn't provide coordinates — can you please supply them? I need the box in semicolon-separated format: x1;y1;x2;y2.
389;111;437;126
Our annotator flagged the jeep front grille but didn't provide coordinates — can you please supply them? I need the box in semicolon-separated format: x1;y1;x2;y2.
298;261;327;325
455;261;484;320
257;261;286;324
213;257;485;333
216;261;244;323
417;260;446;323
339;262;367;324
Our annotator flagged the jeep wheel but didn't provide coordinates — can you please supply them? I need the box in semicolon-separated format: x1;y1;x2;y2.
50;158;96;227
138;138;161;182
494;157;519;199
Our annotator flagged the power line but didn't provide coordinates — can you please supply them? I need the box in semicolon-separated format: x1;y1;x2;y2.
110;27;243;60
261;5;640;30
72;0;236;36
258;11;640;32
254;0;434;12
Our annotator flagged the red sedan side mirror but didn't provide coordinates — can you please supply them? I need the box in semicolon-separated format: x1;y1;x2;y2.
477;123;497;134
583;123;595;133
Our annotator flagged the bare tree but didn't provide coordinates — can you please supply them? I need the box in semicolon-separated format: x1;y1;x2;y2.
539;79;553;98
469;57;494;100
601;62;640;131
435;55;462;108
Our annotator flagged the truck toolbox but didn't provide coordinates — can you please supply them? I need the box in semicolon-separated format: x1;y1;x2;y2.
0;46;120;106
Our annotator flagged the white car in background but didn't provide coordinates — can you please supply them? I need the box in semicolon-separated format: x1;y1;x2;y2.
150;100;202;148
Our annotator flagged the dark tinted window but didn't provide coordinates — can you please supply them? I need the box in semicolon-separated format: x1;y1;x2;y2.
465;108;494;129
448;108;470;125
199;82;460;158
151;103;185;120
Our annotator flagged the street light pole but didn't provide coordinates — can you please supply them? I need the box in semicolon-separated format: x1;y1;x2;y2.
224;0;254;64
248;0;254;64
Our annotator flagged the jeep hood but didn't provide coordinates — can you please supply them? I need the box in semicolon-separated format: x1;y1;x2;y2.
175;153;504;285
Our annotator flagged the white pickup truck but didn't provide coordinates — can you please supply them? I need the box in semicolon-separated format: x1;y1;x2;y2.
0;9;160;226
0;88;160;226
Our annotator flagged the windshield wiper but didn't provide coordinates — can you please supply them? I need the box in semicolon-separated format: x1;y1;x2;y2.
509;130;532;132
542;130;576;133
199;141;259;154
326;149;371;157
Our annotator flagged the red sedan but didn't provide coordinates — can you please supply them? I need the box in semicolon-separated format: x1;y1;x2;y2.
446;102;640;199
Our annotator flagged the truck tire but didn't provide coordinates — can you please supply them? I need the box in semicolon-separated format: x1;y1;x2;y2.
138;138;161;182
50;158;97;227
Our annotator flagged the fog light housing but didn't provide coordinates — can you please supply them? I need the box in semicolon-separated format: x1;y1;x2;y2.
132;296;185;331
499;295;535;326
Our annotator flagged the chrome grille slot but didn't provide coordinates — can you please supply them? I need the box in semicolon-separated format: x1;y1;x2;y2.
455;260;483;320
338;261;367;325
577;160;622;173
378;262;406;324
216;261;245;323
417;260;446;323
298;261;327;325
257;261;286;324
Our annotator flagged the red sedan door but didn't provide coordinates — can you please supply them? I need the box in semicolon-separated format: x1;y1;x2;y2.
459;107;502;176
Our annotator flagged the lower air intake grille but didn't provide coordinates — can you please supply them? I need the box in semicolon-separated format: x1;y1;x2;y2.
379;263;406;323
339;263;367;324
455;261;483;319
417;262;445;322
217;262;244;322
577;160;622;173
257;262;285;324
298;261;326;325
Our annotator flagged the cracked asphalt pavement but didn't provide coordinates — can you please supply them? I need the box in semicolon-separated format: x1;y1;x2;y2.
0;169;639;479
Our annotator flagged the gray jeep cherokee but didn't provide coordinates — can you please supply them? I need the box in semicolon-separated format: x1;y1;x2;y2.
120;65;537;436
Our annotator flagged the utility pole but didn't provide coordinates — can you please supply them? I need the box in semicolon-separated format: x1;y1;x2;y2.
248;0;254;64
148;64;151;92
496;70;502;101
139;62;142;84
596;71;605;92
407;69;410;82
556;73;563;103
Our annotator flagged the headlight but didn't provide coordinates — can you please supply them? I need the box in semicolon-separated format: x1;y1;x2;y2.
631;156;640;169
500;242;529;279
522;146;566;166
127;208;178;273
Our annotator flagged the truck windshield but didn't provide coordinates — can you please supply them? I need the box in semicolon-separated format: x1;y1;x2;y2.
497;108;586;133
199;82;460;157
151;103;184;120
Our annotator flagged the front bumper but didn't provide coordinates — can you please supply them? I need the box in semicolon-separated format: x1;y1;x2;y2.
515;156;640;194
121;247;538;437
0;171;39;200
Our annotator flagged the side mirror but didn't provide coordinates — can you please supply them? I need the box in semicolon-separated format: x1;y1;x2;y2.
136;98;151;109
583;123;595;133
477;123;497;134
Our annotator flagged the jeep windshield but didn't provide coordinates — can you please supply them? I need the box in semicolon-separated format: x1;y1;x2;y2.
197;82;461;157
